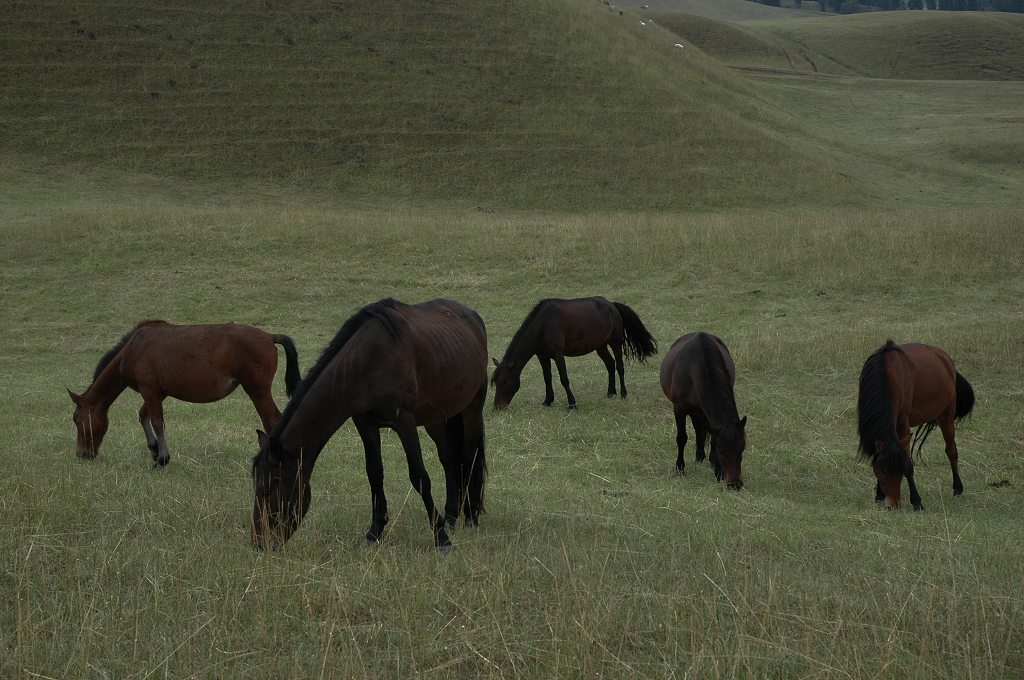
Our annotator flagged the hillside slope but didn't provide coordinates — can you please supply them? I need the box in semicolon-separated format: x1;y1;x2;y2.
0;0;856;210
655;10;1024;80
617;0;820;20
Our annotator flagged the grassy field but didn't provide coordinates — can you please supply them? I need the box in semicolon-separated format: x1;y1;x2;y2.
3;0;1024;677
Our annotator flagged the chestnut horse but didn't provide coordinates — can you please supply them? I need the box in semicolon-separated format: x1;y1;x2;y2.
660;332;747;488
491;296;657;409
69;320;300;466
251;298;488;551
857;340;975;510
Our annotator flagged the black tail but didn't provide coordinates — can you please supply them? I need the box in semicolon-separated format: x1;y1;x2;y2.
613;302;658;362
272;335;302;397
445;412;487;519
857;342;904;470
955;371;975;422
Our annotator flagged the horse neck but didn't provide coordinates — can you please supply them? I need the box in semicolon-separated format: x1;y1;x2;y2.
84;361;128;409
275;375;355;471
503;319;541;369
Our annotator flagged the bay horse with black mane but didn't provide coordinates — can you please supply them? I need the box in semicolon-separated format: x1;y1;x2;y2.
251;298;488;552
491;296;657;409
857;340;975;510
68;320;301;466
660;332;747;488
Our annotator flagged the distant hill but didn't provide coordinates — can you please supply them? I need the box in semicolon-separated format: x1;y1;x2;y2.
654;10;1024;80
616;0;820;21
0;0;859;210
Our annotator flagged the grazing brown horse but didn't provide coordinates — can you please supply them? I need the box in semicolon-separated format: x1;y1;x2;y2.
491;296;657;409
660;332;747;488
857;340;975;510
69;320;301;466
251;298;488;552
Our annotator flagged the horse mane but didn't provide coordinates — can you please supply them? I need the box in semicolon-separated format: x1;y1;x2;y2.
92;319;167;384
498;298;553;366
269;298;404;440
697;333;737;425
857;340;902;463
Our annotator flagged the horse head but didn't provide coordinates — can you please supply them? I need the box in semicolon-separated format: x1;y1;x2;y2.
491;357;521;409
68;389;108;459
716;416;747;490
251;430;311;549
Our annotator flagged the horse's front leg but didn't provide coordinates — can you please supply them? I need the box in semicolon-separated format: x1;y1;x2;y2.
693;416;709;464
355;420;389;545
141;392;169;467
538;355;556;406
673;406;688;474
394;413;452;551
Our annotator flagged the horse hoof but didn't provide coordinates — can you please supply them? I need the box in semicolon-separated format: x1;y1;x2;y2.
607;392;616;399
437;542;454;554
567;403;577;411
362;536;381;548
913;504;924;511
541;401;553;407
727;482;744;491
620;393;627;400
953;486;964;496
675;466;685;476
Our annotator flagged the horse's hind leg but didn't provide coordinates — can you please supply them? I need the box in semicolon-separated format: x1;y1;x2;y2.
242;382;283;432
395;414;452;551
552;354;577;409
141;392;169;467
673;406;688;474
597;346;617;397
939;413;964;496
138;404;159;458
426;421;461;530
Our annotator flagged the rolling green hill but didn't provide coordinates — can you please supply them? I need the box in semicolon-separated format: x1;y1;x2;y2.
617;0;820;21
0;0;852;211
655;10;1024;80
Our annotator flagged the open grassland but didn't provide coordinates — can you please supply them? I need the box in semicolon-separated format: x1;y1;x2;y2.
3;0;1024;676
2;196;1023;678
655;11;1024;80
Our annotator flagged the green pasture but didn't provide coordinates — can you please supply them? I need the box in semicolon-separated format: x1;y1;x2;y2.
2;0;1023;677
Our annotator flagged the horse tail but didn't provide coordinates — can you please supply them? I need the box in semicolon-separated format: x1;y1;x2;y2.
272;335;302;397
857;342;904;469
613;302;658;362
954;371;975;422
445;412;487;518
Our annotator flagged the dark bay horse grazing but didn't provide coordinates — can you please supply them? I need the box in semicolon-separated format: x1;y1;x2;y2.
251;298;488;551
857;340;975;510
491;296;657;409
660;332;747;488
69;320;301;466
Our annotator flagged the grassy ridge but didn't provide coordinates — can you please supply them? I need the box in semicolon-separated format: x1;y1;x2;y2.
2;196;1023;677
0;0;854;210
656;10;1024;79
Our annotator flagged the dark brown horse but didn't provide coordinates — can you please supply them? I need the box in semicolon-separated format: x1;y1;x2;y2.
660;332;747;488
69;320;300;466
857;340;975;510
491;296;657;409
251;298;488;552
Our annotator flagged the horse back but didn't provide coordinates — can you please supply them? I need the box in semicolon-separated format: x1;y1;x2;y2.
118;322;279;394
898;343;957;427
393;300;488;422
536;297;618;356
660;332;735;411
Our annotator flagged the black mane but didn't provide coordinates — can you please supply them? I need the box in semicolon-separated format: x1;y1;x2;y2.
496;298;553;368
269;298;403;440
697;333;737;425
857;340;901;462
91;320;166;384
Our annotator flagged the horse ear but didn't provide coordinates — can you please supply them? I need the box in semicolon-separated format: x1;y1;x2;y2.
67;389;83;405
739;416;748;429
492;357;499;368
256;430;270;449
